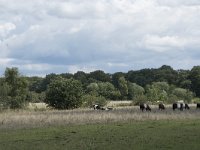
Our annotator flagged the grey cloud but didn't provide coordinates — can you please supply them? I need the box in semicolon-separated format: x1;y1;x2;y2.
0;0;200;76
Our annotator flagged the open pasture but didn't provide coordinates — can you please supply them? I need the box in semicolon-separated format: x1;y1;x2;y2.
0;104;200;129
1;105;200;150
0;120;200;150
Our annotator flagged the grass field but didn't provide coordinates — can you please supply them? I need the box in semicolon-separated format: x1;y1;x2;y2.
1;106;200;150
0;120;200;150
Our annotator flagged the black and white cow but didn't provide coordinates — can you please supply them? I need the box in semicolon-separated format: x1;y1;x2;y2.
93;104;101;110
158;103;165;110
172;102;190;111
93;104;113;111
140;103;151;112
197;103;200;109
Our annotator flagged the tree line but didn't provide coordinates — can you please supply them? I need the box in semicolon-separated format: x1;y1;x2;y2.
0;65;200;109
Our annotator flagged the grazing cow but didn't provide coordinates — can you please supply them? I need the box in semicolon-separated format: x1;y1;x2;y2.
185;103;190;109
93;104;101;110
197;103;200;109
172;102;189;111
140;103;151;112
158;103;165;110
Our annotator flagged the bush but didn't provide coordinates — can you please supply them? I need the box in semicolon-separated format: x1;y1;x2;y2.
27;92;46;103
81;94;107;108
191;98;200;104
45;77;83;109
132;95;148;105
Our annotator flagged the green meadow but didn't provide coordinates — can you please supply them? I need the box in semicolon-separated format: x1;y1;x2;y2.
1;119;200;150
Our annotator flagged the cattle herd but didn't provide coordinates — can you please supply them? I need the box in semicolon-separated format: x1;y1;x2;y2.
93;102;200;111
140;102;200;112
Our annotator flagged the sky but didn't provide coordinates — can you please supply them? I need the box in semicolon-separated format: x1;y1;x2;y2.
0;0;200;76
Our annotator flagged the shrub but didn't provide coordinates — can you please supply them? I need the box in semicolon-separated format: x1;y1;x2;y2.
81;94;107;108
46;77;83;109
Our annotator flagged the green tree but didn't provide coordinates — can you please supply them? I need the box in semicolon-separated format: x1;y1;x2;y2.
86;82;121;100
98;82;121;100
146;82;169;103
112;72;125;88
27;76;44;93
46;77;83;109
171;88;194;103
27;91;46;103
118;77;128;99
4;68;28;109
74;71;88;88
86;83;99;96
154;65;178;85
128;82;145;100
189;66;200;96
0;81;11;109
81;94;107;108
127;69;155;87
89;70;111;82
176;69;191;89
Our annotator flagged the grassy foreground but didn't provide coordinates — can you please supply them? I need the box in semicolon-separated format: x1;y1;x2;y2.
0;120;200;150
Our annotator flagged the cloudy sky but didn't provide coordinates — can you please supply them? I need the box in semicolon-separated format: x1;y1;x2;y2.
0;0;200;76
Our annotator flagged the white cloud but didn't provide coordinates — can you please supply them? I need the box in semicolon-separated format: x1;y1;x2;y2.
107;62;128;67
0;22;16;38
0;0;200;75
144;35;187;52
0;58;14;66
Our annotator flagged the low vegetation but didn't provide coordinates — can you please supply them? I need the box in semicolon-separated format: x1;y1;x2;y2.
0;106;200;129
1;102;200;149
0;119;200;150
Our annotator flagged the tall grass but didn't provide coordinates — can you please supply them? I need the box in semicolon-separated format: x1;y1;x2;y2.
0;105;200;129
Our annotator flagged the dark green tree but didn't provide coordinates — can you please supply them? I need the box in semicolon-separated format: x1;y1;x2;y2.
0;81;11;109
46;77;83;109
154;65;178;85
89;70;111;82
112;72;126;88
189;66;200;97
74;71;88;88
127;69;155;87
27;76;44;93
40;73;58;92
176;69;191;89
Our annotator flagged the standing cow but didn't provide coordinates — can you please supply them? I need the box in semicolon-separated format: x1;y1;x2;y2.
158;103;165;110
197;103;200;109
140;103;151;112
172;102;190;111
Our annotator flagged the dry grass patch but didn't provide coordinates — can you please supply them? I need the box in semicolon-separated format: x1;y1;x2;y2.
0;106;200;129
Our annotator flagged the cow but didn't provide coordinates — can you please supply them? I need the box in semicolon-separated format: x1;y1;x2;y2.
93;104;113;111
140;103;151;112
93;104;101;110
197;103;200;109
172;102;190;111
106;107;113;111
185;103;190;109
158;103;165;110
